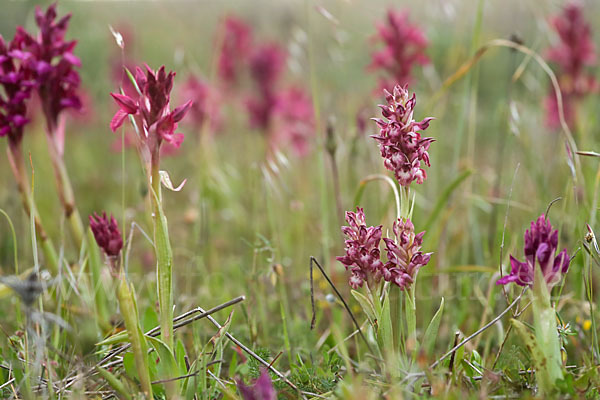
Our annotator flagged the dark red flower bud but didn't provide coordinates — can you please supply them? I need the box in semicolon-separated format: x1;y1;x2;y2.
89;212;123;259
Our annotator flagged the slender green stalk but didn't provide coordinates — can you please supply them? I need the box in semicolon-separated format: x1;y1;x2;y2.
150;159;174;351
43;125;108;323
87;228;109;323
532;267;563;395
6;143;59;275
405;286;417;358
43;129;84;248
117;274;153;398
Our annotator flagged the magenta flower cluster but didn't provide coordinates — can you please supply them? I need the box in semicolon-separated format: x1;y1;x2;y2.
215;15;315;156
89;212;123;258
0;3;80;143
237;369;276;400
497;215;570;289
544;2;597;129
382;218;432;289
372;85;434;187
0;36;34;144
336;208;384;289
16;4;82;131
110;65;193;153
369;9;429;91
337;208;430;290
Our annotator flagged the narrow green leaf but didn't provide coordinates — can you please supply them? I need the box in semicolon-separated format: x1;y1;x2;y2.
147;336;178;379
96;331;128;347
150;185;174;351
176;339;188;377
378;294;394;353
350;289;376;325
123;352;137;381
124;66;141;95
421;297;444;356
96;366;132;400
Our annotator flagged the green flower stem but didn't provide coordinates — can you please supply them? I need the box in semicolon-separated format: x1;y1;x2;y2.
87;228;109;323
43;130;84;247
400;185;410;220
6;142;59;275
359;174;401;221
117;273;153;398
532;265;563;395
44;126;109;324
405;285;417;358
150;158;174;351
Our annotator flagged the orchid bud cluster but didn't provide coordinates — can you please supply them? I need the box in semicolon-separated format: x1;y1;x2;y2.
89;212;123;273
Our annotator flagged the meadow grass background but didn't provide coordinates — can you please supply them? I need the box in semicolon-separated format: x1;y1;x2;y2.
0;0;600;397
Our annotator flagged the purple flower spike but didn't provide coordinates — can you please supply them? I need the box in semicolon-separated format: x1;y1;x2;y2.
110;64;192;152
497;215;570;289
237;369;276;400
14;3;82;131
371;84;434;187
382;218;431;290
336;207;384;289
89;212;123;259
0;35;35;145
369;9;429;91
544;2;597;129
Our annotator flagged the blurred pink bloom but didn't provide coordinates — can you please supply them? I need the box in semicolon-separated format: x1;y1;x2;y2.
110;64;192;155
545;2;597;129
497;215;570;289
246;42;286;130
237;369;276;400
382;218;431;290
369;9;429;92
336;208;384;289
371;85;434;187
180;74;223;133
547;2;596;79
13;3;81;132
271;86;315;157
355;105;370;136
218;16;253;86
